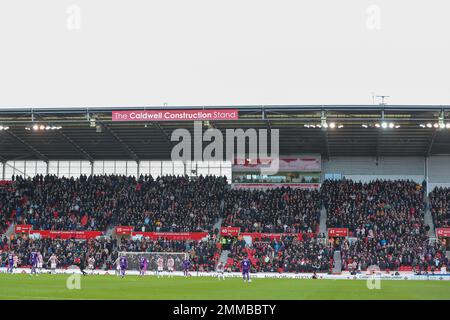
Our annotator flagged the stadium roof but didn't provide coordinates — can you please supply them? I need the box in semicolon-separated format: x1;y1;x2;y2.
1;105;450;161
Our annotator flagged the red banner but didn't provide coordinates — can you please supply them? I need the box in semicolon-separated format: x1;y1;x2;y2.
15;224;32;233
240;232;315;240
220;227;241;237
131;232;208;240
29;230;103;239
112;109;239;122
328;228;349;237
436;228;450;237
0;180;12;186
115;226;134;235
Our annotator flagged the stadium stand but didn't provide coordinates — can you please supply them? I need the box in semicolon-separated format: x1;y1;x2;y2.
321;179;448;271
429;187;450;228
321;179;425;235
1;174;227;233
5;237;117;269
222;188;321;233
1;236;220;272
0;105;450;272
226;235;332;273
1;174;449;273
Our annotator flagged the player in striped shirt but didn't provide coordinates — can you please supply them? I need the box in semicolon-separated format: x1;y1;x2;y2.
47;254;59;274
167;256;175;278
156;256;164;278
37;252;43;274
88;256;95;274
216;261;225;280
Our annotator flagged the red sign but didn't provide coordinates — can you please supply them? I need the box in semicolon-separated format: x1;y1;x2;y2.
15;224;33;233
328;228;349;237
0;180;12;186
436;228;450;237
131;232;208;241
239;232;316;240
220;227;241;237
115;226;134;235
231;183;321;190
29;230;103;239
112;109;239;122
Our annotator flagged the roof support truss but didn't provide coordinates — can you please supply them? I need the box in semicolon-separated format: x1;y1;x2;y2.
6;131;49;162
101;123;139;162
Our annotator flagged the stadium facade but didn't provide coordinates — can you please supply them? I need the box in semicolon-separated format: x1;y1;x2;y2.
1;105;450;192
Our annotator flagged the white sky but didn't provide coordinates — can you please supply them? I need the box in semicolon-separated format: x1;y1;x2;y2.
0;0;449;108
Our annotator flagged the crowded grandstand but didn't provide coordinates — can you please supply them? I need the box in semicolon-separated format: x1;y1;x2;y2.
1;105;450;279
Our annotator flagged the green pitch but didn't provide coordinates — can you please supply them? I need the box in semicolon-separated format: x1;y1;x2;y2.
1;274;450;300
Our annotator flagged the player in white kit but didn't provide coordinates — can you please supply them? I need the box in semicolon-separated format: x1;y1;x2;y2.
88;256;95;274
156;256;164;278
47;254;59;274
167;256;175;278
216;262;225;280
13;255;18;268
37;252;43;273
113;257;121;276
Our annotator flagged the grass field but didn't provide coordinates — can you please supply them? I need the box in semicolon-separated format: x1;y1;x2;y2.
1;274;450;300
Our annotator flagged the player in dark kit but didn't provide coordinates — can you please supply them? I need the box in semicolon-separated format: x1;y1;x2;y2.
182;258;190;277
139;256;148;276
119;255;128;278
241;257;252;283
76;256;88;275
7;252;14;273
29;251;38;276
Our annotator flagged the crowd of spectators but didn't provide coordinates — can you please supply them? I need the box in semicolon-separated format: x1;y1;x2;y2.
0;174;227;232
222;188;321;233
429;187;450;228
321;179;447;271
0;184;13;234
115;237;219;272
322;179;425;234
340;237;449;272
0;236;219;272
1;174;449;273
0;236;117;269
226;235;332;273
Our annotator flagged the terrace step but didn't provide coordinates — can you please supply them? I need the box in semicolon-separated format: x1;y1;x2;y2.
213;218;223;233
332;250;342;274
424;196;436;238
4;222;15;239
219;250;230;266
319;205;327;236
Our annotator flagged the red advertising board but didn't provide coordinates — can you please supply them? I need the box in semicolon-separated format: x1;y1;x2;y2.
115;226;134;235
240;232;316;240
29;230;103;239
112;109;239;122
131;232;208;240
436;228;450;237
220;227;241;237
328;228;349;237
15;224;32;233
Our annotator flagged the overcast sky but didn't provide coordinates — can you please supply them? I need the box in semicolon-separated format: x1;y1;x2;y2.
0;0;449;108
